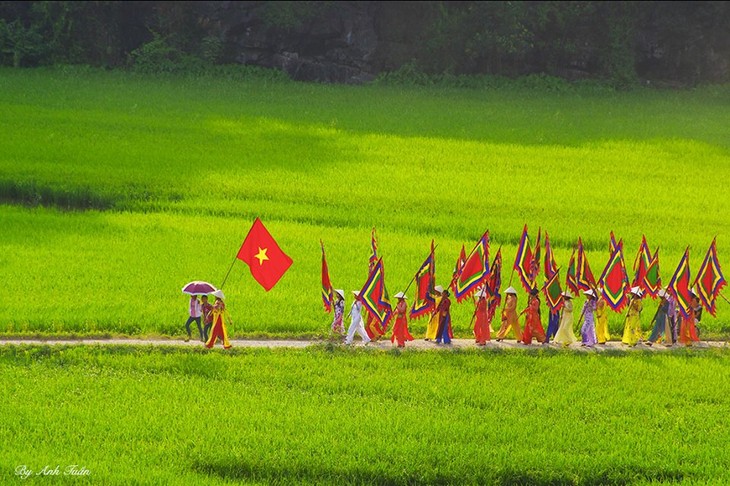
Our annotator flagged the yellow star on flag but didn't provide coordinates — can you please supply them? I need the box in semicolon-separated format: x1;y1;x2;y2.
255;247;269;265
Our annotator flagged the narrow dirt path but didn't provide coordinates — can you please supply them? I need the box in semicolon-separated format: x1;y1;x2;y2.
0;338;726;352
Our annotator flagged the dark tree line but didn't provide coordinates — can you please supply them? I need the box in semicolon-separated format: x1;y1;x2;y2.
0;1;728;86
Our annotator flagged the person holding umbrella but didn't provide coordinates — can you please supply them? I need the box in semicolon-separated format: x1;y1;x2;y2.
206;290;232;349
183;294;203;342
182;281;217;342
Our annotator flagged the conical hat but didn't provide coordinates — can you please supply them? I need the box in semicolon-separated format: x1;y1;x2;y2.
394;292;406;299
505;286;518;295
434;285;444;293
335;289;345;298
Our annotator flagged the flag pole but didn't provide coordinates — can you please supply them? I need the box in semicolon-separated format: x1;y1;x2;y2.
219;254;239;289
719;292;730;305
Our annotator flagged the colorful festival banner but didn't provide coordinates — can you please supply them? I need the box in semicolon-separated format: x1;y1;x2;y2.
543;269;564;312
486;247;503;318
576;238;596;291
599;242;629;312
530;227;542;286
358;257;393;329
454;232;490;302
693;238;726;317
514;224;534;292
450;244;467;292
320;240;334;313
642;248;661;298
632;235;652;288
369;227;378;271
566;249;579;297
410;242;436;320
667;248;693;319
544;231;558;280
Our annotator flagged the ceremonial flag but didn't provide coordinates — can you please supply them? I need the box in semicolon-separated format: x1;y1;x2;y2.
454;232;490;302
530;227;542;285
609;231;619;254
693;238;726;317
369;227;378;270
514;224;534;292
576;238;596;291
667;248;692;319
320;240;334;312
642;249;661;298
410;242;436;320
543;269;564;312
358;257;393;329
599;242;630;312
486;247;503;317
544;231;558;280
450;244;467;290
237;218;293;291
632;235;652;287
566;249;579;296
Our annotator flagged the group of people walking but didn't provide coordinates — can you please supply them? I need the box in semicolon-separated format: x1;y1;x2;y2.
183;290;233;349
333;283;704;348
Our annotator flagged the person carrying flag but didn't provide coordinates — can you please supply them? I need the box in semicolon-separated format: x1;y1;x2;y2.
595;296;610;344
545;307;560;344
206;290;232;349
435;289;453;345
646;289;673;346
554;292;577;346
331;290;345;335
578;289;598;347
424;285;443;341
678;291;701;346
345;291;371;345
391;293;414;348
496;287;521;341
521;287;546;345
472;288;491;345
621;287;644;346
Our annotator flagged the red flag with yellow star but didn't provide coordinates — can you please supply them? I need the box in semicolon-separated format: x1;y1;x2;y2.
237;218;293;291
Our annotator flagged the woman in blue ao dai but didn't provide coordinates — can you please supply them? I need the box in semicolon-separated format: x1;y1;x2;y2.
580;290;598;347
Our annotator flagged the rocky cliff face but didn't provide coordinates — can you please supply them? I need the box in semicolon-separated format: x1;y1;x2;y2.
197;1;380;83
191;1;728;86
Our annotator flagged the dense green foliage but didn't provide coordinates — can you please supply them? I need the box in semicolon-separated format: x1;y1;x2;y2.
2;345;730;484
0;1;728;85
0;67;729;339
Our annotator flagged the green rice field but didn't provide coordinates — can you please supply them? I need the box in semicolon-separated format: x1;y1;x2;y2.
2;344;730;484
0;67;729;337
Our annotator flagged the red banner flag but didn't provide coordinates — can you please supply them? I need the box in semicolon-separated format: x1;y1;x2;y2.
358;257;393;329
237;218;293;291
410;241;436;320
693;238;726;317
544;231;558;280
667;247;692;319
566;249;579;296
321;240;334;312
599;242;629;312
454;232;490;302
514;224;534;292
576;238;596;291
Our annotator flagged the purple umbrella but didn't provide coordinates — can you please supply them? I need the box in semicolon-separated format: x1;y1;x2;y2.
182;281;218;296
